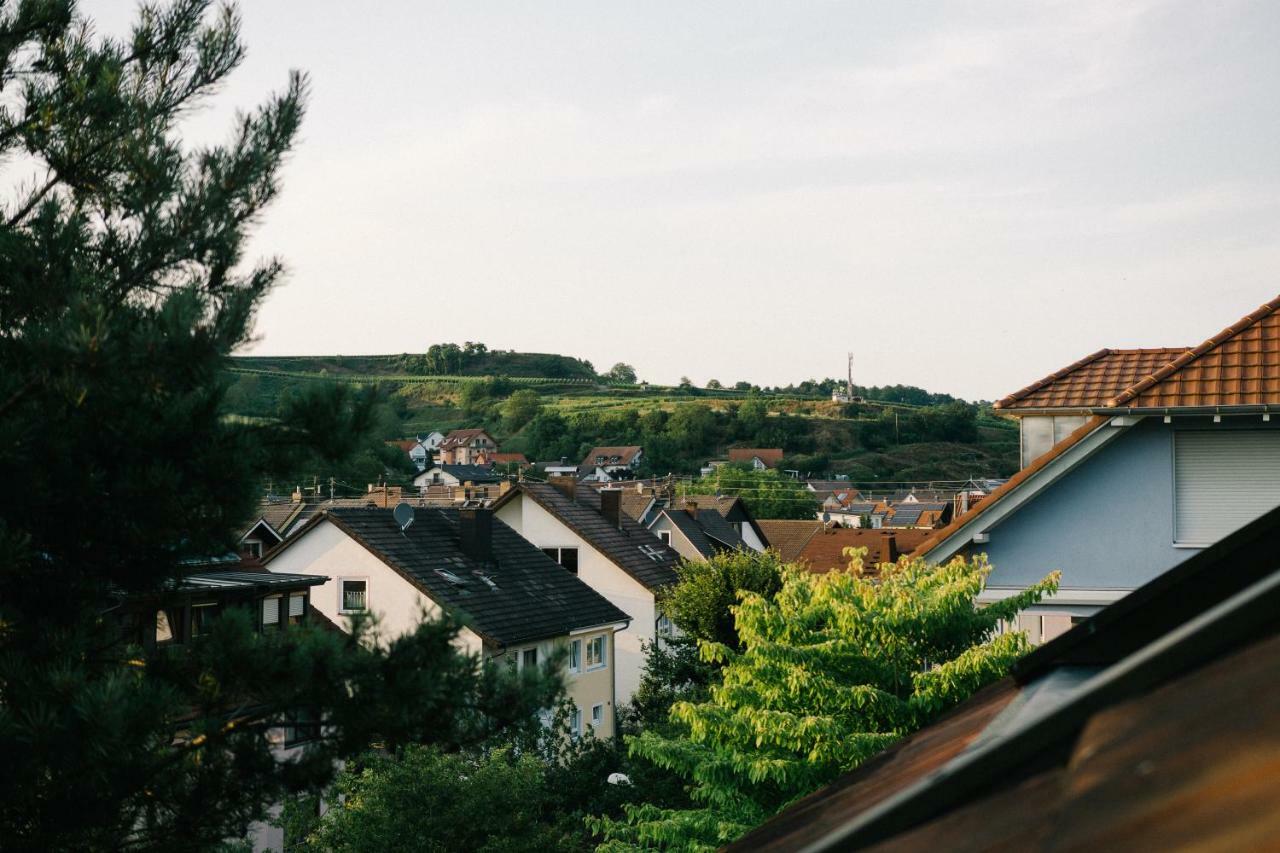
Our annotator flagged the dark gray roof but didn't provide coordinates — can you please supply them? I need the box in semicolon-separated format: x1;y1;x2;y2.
291;507;629;646
503;483;680;590
663;507;747;558
426;464;500;483
179;571;325;592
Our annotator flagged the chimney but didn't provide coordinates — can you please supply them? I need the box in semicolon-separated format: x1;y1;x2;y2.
636;481;645;494
459;507;493;563
601;489;623;529
879;531;899;565
684;499;698;519
550;475;576;501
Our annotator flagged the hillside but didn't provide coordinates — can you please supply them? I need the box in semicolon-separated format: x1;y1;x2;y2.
223;346;1020;484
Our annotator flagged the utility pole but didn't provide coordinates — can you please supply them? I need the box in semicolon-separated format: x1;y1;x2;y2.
329;477;335;501
847;352;854;400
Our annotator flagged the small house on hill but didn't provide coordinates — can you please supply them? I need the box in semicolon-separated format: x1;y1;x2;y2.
728;447;784;470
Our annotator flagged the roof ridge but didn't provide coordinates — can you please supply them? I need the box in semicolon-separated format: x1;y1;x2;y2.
1107;293;1280;407
994;349;1113;410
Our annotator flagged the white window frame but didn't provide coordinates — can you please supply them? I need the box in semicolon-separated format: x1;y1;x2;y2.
569;706;582;737
591;703;604;728
585;635;607;671
339;578;368;614
568;639;582;674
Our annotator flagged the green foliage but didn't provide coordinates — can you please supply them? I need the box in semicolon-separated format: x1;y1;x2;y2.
606;362;639;384
289;745;575;853
594;555;1059;850
0;3;555;848
682;468;817;520
662;550;785;649
504;388;544;430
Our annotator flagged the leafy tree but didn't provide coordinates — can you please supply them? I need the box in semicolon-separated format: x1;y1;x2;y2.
734;396;767;437
594;555;1059;850
0;3;555;848
503;388;543;431
666;403;717;454
682;467;816;520
661;550;785;650
606;362;638;384
678;376;693;388
705;378;722;390
733;381;754;391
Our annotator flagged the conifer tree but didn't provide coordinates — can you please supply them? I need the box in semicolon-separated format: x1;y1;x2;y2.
594;553;1058;851
0;3;556;849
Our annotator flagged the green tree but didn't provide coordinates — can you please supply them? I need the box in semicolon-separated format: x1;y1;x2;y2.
606;362;638;384
0;3;555;848
666;403;717;454
503;388;544;431
662;550;785;649
594;556;1059;850
734;395;767;437
705;378;722;390
682;467;816;520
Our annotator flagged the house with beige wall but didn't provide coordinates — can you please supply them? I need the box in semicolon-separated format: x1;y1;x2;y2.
493;480;680;704
263;504;630;738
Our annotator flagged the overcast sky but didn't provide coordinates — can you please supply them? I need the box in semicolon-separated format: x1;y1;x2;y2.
84;1;1280;400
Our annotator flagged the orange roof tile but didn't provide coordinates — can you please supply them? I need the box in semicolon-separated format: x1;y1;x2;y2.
728;447;785;467
1112;294;1280;409
995;348;1188;411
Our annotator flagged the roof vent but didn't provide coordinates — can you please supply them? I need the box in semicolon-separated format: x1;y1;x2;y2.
435;568;467;587
473;571;499;591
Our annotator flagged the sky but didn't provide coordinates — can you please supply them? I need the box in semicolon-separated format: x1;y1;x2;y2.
82;1;1280;400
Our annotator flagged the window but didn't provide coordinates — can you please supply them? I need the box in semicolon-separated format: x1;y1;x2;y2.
1174;430;1280;545
656;612;674;637
341;579;367;612
288;593;306;626
568;639;582;673
586;635;606;670
570;707;582;737
657;530;671;545
243;540;263;558
262;595;281;629
541;547;579;574
591;704;603;727
156;609;178;645
191;603;217;637
283;709;321;746
522;647;538;670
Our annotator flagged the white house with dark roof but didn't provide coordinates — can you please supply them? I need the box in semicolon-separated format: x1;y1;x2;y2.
492;480;679;703
578;445;643;482
263;505;630;738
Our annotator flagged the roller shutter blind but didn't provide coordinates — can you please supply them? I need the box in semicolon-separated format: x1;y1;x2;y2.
1174;431;1280;545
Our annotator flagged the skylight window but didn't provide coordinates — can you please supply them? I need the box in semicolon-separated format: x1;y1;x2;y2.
435;568;467;587
473;571;499;591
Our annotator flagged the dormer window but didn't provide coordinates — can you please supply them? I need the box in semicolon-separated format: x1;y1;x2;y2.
596;455;605;464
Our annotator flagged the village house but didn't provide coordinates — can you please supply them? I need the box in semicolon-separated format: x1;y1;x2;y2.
436;428;498;465
648;499;750;562
730;502;1280;852
727;447;784;470
412;464;509;506
911;294;1280;634
577;445;643;482
651;493;769;552
262;505;630;738
491;480;679;703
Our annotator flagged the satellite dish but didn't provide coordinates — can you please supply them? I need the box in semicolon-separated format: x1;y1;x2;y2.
393;502;415;532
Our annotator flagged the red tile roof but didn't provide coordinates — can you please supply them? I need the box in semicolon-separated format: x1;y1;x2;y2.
728;447;785;467
797;527;932;573
995;348;1188;410
997;294;1280;412
582;446;642;465
490;452;528;464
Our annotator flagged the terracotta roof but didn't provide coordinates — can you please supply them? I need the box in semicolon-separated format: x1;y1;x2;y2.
995;348;1188;410
757;519;823;563
728;447;784;467
490;452;528;465
909;416;1109;559
581;446;642;466
439;428;494;449
996;294;1280;412
1113;294;1280;409
619;492;655;523
797;527;932;573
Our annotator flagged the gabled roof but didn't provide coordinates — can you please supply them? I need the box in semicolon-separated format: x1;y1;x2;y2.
995;348;1188;410
581;445;640;466
796;526;931;573
266;507;629;646
493;483;679;591
756;519;823;563
438;428;494;449
660;506;747;558
414;464;500;483
489;452;529;465
909;416;1110;560
728;447;784;467
996;294;1280;412
731;500;1280;852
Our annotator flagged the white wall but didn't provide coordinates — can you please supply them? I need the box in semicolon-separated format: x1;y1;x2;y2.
648;513;703;562
266;519;482;653
739;522;767;552
497;495;655;704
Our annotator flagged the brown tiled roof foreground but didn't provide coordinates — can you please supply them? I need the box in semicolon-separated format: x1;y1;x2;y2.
797;527;932;573
995;348;1188;410
757;520;822;563
997;293;1280;412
